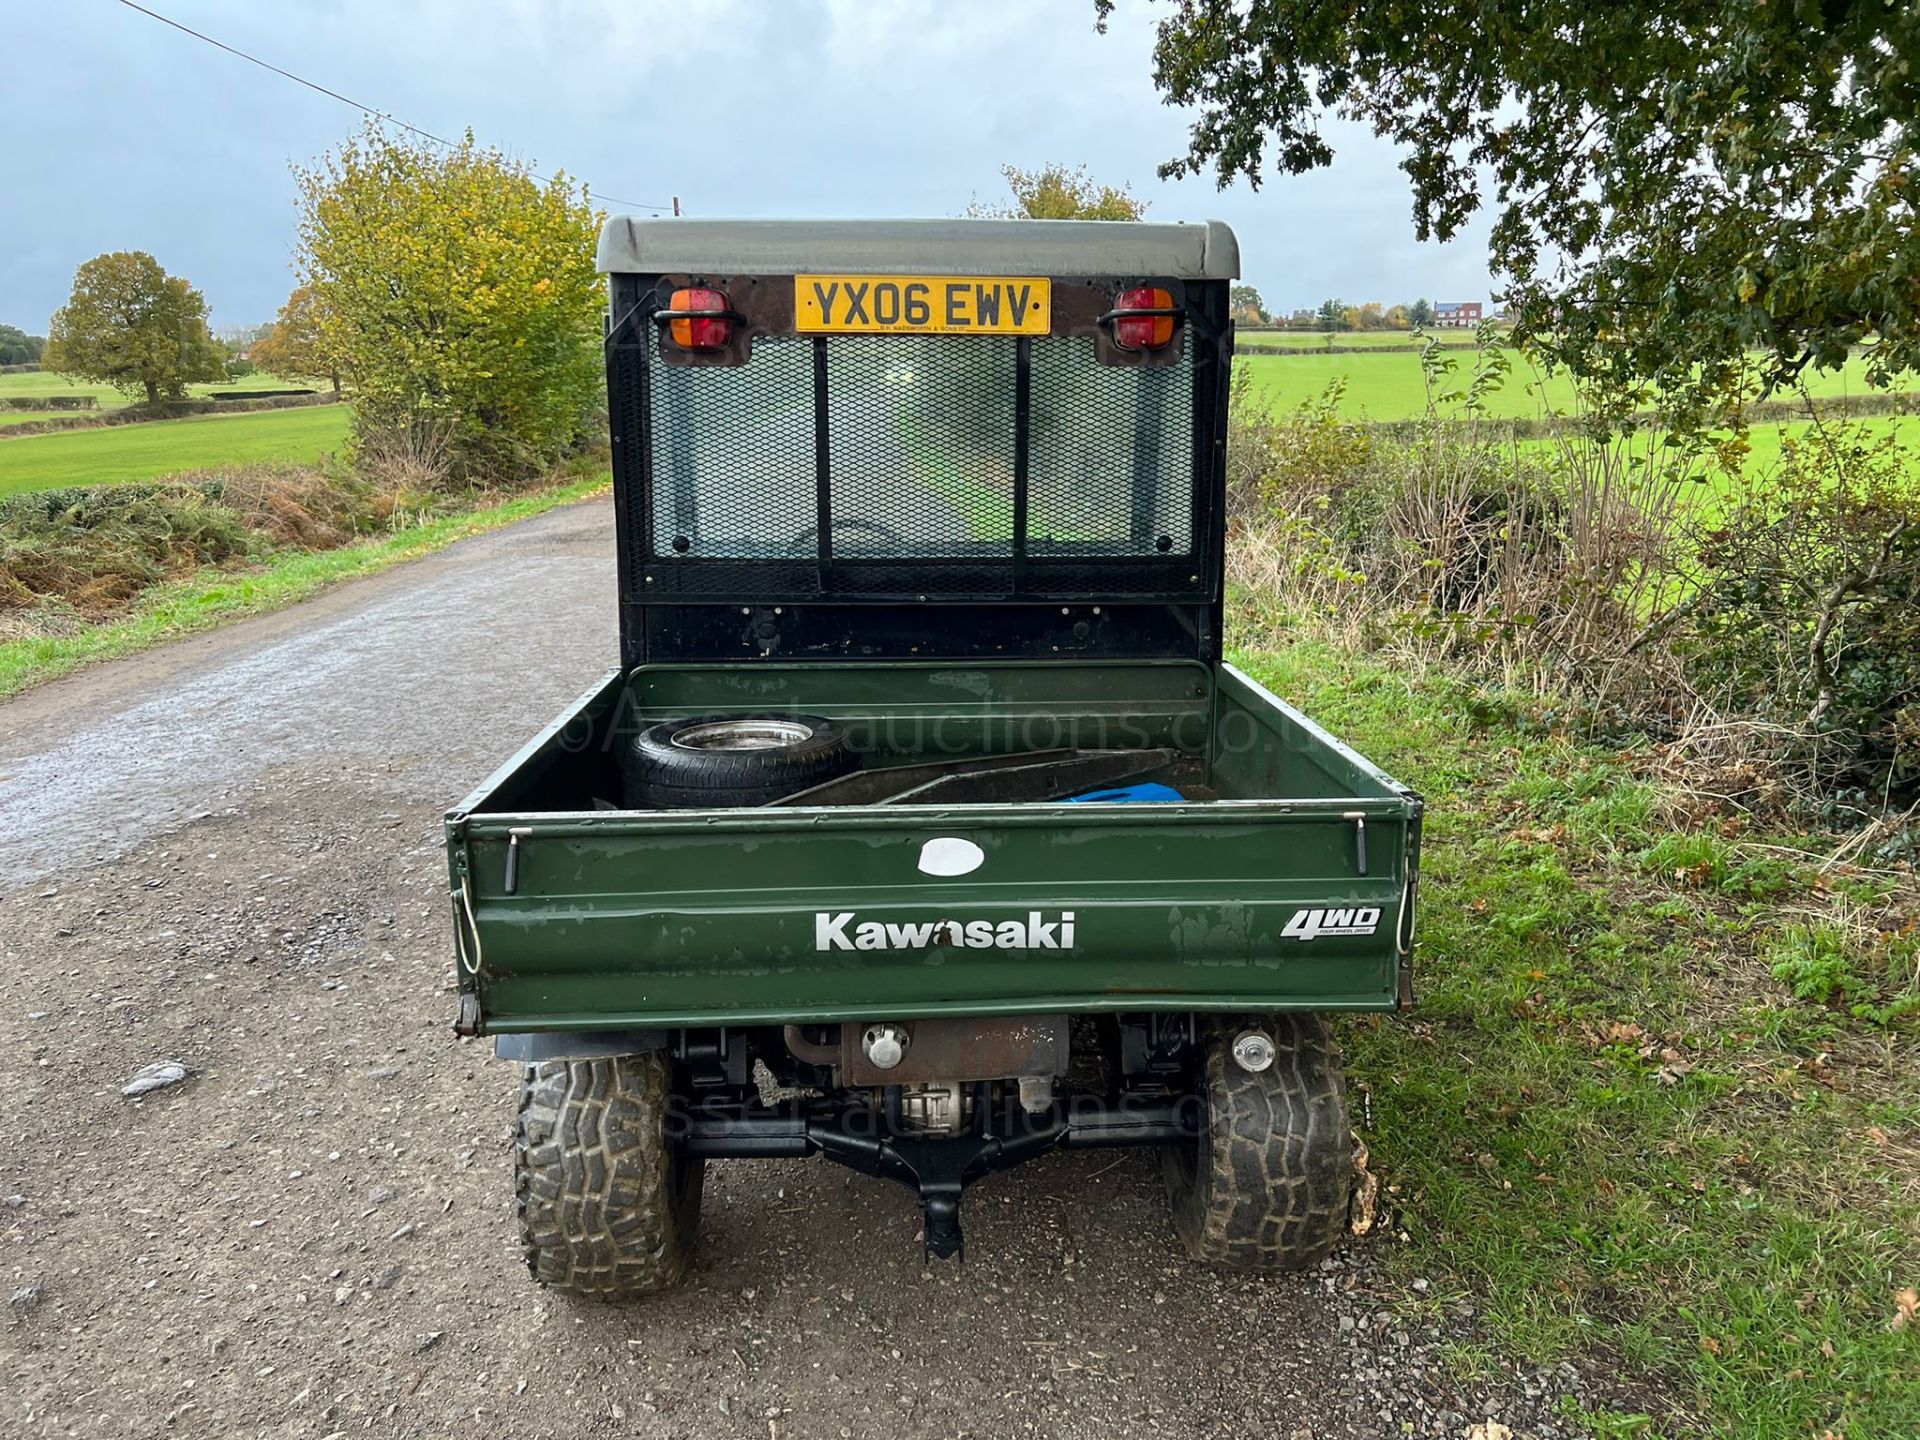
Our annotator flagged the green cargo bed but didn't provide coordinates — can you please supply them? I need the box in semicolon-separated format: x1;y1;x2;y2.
446;659;1421;1032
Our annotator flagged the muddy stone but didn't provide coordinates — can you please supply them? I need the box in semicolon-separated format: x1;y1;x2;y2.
120;1060;188;1096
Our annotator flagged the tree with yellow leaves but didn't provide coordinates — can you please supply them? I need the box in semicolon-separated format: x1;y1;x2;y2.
250;285;340;394
294;123;604;479
968;164;1146;221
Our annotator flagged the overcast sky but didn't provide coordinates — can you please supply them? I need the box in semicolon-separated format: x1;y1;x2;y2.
1;0;1496;332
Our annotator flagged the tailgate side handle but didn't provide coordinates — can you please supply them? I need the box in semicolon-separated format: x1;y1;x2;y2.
504;827;532;895
1343;811;1368;877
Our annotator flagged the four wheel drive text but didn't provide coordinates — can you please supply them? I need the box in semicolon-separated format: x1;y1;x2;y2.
1280;906;1383;941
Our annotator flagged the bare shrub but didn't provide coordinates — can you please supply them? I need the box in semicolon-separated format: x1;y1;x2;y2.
1227;352;1920;828
1663;416;1920;812
210;464;373;548
1226;377;1700;716
1223;374;1375;646
353;415;457;509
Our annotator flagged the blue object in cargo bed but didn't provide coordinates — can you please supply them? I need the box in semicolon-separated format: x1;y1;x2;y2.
1066;782;1186;804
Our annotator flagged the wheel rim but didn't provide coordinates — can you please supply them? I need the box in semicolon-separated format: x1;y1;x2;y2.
669;718;814;752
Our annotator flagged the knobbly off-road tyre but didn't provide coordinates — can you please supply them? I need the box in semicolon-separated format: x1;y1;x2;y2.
515;1054;703;1301
621;713;854;808
1162;1014;1352;1271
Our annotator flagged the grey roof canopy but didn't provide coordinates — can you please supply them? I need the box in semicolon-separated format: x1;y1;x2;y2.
596;216;1240;280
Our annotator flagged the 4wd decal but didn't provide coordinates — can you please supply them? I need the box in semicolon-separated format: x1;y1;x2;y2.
817;911;1076;952
1282;906;1382;941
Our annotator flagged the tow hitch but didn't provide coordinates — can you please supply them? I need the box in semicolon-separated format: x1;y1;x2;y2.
683;1092;1198;1261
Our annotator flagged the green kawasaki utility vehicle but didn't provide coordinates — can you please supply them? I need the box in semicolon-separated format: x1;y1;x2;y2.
444;217;1422;1298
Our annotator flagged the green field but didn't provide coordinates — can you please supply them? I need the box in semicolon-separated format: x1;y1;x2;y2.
1727;414;1910;470
1241;328;1482;350
0;371;328;430
1240;348;1572;418
1239;348;1909;423
1238;347;1919;496
0;404;352;497
0;369;320;409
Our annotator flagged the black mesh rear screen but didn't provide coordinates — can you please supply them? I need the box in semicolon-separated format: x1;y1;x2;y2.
628;329;1201;600
1030;338;1191;558
643;336;817;594
826;335;1018;595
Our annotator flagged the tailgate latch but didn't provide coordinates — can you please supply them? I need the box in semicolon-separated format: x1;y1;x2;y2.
1343;811;1369;876
504;826;532;895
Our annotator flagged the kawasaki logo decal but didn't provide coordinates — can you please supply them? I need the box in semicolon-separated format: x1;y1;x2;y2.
813;906;1378;950
816;911;1075;952
1282;906;1382;941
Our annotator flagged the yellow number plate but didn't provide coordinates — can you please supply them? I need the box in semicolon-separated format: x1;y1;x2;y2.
795;275;1051;335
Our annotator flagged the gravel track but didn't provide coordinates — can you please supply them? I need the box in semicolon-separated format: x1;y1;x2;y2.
0;498;1614;1438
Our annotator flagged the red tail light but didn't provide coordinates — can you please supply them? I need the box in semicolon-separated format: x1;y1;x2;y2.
1113;287;1175;350
667;287;731;350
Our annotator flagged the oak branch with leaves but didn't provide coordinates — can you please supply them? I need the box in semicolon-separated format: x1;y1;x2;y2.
1102;0;1920;427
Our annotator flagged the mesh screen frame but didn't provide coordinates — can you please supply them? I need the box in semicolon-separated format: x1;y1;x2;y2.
606;271;1230;659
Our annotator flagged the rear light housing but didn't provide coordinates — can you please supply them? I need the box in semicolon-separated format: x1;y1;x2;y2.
1112;287;1176;351
665;287;731;350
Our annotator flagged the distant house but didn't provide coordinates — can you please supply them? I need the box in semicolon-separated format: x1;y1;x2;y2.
1432;301;1483;329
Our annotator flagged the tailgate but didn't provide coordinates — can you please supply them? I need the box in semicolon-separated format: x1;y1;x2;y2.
448;798;1417;1032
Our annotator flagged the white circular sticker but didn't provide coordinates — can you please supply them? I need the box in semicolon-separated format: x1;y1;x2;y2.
917;836;985;877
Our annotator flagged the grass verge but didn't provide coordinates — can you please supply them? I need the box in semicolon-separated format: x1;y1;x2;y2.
0;470;608;699
1233;640;1919;1440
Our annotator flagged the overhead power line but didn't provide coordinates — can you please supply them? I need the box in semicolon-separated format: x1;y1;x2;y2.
112;0;675;213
